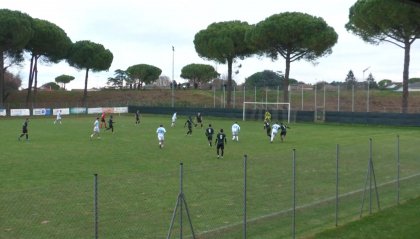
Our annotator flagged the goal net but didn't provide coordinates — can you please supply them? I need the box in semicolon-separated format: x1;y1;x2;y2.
242;102;291;123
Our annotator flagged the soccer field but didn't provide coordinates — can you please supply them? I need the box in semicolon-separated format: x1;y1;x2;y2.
1;114;419;238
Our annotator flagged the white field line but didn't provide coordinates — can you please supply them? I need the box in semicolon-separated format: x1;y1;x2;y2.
196;172;420;237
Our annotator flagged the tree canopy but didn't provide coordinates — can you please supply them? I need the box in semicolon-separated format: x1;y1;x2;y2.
25;18;72;105
180;63;219;89
247;12;338;102
55;74;75;89
107;69;128;89
345;70;357;89
126;64;162;89
0;9;33;105
194;20;255;107
245;70;284;89
366;73;378;89
378;79;393;89
345;0;420;112
3;70;22;101
67;40;113;105
42;82;60;91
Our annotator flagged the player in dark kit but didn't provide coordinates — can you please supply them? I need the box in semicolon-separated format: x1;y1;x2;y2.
264;121;271;138
135;110;140;125
280;122;290;142
215;129;227;158
106;115;115;133
196;112;203;128
18;118;29;141
184;117;193;135
205;124;215;146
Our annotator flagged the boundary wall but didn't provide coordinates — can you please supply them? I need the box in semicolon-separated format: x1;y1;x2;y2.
325;111;420;126
129;106;315;123
1;107;128;117
128;106;420;126
3;105;418;126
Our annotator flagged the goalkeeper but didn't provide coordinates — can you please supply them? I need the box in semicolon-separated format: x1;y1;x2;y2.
264;111;271;123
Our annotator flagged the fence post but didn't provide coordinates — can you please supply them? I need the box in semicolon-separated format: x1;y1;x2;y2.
301;85;303;111
352;85;355;112
243;154;247;239
292;149;296;239
233;86;236;109
180;162;183;239
254;86;256;110
396;135;400;205
243;85;246;107
223;85;226;108
337;85;340;112
94;173;98;239
213;85;216;108
335;144;339;227
314;85;317;121
369;138;372;214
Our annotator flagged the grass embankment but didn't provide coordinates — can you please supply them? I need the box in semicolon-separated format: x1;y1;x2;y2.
312;196;420;239
7;88;420;112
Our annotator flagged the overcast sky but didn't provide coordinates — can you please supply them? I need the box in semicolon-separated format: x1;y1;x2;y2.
3;0;420;90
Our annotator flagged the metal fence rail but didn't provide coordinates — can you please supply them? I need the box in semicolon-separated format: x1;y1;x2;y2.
4;86;420;113
1;135;419;239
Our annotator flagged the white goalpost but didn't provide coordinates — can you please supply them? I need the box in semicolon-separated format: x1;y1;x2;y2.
242;102;291;123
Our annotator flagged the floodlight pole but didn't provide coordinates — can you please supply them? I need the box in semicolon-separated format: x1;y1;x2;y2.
172;46;175;108
363;66;371;112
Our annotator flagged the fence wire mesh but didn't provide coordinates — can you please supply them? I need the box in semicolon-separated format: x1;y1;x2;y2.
1;136;419;238
5;87;420;113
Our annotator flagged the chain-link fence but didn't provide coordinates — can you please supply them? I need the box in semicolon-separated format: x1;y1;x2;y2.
1;135;419;239
4;86;420;113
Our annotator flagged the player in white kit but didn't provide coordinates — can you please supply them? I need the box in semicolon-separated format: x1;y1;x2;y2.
231;122;240;141
270;122;281;143
156;124;167;148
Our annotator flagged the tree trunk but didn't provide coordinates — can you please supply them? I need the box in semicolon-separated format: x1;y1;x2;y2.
0;50;4;106
401;40;410;113
33;58;38;105
226;58;233;108
82;68;90;107
283;54;291;103
25;56;35;108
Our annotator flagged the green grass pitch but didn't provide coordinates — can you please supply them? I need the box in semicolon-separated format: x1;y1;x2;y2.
1;114;419;238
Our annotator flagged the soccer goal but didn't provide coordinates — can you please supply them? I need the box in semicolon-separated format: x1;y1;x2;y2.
242;102;291;123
